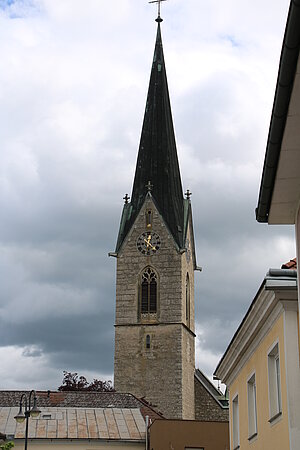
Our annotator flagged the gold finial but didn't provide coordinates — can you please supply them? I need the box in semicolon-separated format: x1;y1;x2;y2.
149;0;167;22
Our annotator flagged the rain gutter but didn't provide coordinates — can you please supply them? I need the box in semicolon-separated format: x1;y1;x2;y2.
256;0;300;222
214;268;297;378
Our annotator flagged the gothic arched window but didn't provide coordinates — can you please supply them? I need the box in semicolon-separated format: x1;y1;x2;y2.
186;273;190;327
141;267;157;314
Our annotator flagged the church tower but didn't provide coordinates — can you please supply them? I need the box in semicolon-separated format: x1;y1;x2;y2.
112;11;197;420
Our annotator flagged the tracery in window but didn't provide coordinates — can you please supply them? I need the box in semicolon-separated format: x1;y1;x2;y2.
141;267;157;314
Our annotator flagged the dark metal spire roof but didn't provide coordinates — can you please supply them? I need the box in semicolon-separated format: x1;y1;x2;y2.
116;20;184;251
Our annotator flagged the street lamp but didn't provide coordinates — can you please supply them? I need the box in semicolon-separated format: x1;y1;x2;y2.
14;390;41;450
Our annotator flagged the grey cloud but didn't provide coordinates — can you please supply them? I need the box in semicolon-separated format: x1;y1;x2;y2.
0;0;294;386
22;346;43;358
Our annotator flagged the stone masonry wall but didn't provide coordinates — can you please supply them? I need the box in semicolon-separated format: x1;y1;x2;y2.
194;377;229;422
114;197;196;419
115;323;183;418
181;327;195;419
115;198;182;326
181;217;195;333
180;217;196;419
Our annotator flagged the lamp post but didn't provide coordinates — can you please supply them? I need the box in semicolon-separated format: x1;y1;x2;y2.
14;390;41;450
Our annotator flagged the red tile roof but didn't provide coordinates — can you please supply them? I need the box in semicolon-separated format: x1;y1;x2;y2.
281;258;297;270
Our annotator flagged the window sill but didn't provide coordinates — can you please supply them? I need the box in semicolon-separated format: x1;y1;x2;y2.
248;432;257;442
269;411;282;424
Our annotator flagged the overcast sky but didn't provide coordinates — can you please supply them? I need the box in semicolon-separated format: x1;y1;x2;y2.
0;0;295;390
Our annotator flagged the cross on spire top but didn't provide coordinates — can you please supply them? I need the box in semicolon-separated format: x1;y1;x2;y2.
185;189;192;200
149;0;167;22
146;180;153;192
123;194;130;204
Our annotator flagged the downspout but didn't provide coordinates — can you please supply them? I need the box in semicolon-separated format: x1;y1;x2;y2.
145;416;149;450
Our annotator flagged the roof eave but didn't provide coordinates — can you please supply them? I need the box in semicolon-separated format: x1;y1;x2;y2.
194;369;228;409
256;0;300;223
214;274;297;384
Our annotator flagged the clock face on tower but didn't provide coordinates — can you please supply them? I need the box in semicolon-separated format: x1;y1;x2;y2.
136;231;161;255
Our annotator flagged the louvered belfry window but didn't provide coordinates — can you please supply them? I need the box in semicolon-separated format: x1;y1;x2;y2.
141;267;157;313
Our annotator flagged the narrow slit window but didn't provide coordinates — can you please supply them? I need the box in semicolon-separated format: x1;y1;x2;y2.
141;267;157;314
146;209;152;228
186;274;190;327
146;335;151;349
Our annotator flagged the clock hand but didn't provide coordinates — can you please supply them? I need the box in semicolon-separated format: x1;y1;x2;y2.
143;238;156;250
145;234;152;248
147;234;157;250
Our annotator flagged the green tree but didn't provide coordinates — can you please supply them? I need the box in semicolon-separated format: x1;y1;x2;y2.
58;371;114;392
0;442;14;450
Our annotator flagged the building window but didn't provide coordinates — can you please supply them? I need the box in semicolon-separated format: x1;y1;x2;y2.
232;394;239;450
247;373;257;439
146;334;151;349
185;274;190;327
268;342;282;421
146;209;152;228
141;267;157;314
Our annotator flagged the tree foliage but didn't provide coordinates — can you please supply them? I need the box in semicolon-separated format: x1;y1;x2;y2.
0;442;14;450
58;371;114;392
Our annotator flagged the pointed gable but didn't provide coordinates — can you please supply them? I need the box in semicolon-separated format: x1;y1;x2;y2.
116;19;184;252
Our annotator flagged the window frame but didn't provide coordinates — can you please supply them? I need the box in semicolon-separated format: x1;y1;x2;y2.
247;372;257;440
232;394;240;450
145;209;153;229
139;266;159;319
145;334;151;349
268;341;282;423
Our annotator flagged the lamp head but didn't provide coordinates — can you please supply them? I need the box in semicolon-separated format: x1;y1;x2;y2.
30;396;41;418
14;407;25;423
30;406;41;418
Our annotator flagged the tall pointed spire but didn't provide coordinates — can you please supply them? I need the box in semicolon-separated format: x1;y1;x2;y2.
116;17;185;251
